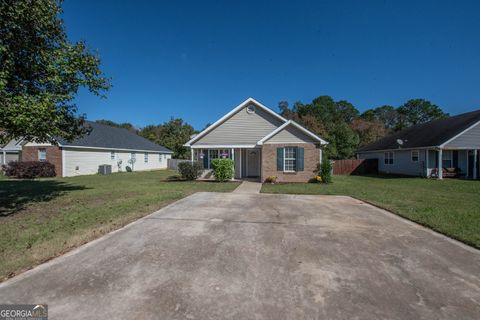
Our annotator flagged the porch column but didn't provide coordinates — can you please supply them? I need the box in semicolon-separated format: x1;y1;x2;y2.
239;149;242;178
474;150;478;180
438;149;443;179
190;148;194;162
319;147;323;165
231;148;235;180
425;149;429;177
2;150;5;165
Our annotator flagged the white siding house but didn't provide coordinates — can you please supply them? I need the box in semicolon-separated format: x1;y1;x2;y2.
357;110;480;179
22;121;172;177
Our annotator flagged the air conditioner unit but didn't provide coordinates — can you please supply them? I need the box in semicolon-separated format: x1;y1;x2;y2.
98;164;112;175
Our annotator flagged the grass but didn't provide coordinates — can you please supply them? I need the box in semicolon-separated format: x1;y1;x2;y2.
262;175;480;249
0;170;239;280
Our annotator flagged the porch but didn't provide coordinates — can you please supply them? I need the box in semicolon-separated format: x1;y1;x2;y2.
191;147;262;181
426;148;479;179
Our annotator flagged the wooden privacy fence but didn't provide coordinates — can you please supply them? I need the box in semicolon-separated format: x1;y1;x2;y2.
333;159;378;175
167;159;190;170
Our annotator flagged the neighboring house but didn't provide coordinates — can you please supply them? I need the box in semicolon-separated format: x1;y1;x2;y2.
357;110;480;179
21;121;172;177
0;138;22;165
184;98;328;182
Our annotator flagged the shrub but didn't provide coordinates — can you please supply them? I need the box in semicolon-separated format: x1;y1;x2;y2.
178;161;203;180
319;160;333;184
211;158;234;182
3;161;56;179
265;176;277;184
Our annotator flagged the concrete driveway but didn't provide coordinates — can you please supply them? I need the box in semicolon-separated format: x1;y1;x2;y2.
1;192;479;319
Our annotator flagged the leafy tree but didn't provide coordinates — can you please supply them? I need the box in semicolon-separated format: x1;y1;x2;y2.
0;0;110;144
396;99;448;130
140;118;195;159
95;120;137;132
325;122;359;159
360;105;398;129
351;118;389;147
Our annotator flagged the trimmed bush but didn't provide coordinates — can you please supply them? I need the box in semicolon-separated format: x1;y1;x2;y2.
178;161;203;180
211;158;234;182
3;161;56;179
319;160;333;184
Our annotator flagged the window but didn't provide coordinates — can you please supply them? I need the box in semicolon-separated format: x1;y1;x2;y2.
38;148;47;161
284;147;297;172
384;152;394;165
219;149;230;159
131;152;136;160
111;151;116;160
442;150;452;168
144;153;148;163
159;154;162;162
411;150;419;162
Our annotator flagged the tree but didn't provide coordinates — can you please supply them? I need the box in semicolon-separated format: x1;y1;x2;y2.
351;118;389;147
139;118;195;159
396;99;448;130
0;0;110;144
325;122;359;159
95;120;137;132
360;105;398;129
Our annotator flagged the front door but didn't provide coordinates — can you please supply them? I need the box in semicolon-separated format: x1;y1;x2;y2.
246;149;260;177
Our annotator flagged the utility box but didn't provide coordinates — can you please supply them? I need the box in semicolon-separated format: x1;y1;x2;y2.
98;164;112;175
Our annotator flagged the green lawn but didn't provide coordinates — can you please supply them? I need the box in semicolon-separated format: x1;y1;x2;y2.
0;170;239;280
262;175;480;249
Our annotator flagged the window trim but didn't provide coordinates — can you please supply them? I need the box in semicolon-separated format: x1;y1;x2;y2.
384;151;394;165
283;147;297;172
411;150;419;162
38;148;47;162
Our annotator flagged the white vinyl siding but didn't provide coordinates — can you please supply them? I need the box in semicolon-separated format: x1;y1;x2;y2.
193;106;284;145
264;125;316;144
444;122;480;148
62;147;171;177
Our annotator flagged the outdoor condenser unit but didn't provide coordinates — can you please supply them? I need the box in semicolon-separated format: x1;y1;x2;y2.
98;164;112;175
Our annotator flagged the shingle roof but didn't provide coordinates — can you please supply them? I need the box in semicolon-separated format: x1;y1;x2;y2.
358;110;480;152
56;121;172;153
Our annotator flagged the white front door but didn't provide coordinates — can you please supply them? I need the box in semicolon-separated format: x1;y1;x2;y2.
246;149;260;177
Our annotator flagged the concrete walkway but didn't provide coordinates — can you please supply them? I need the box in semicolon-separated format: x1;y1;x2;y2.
233;180;262;193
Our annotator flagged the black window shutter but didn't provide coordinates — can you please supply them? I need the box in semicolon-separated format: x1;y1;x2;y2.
277;148;283;171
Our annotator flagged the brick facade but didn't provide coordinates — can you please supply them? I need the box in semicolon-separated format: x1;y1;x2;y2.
22;146;63;177
261;143;320;183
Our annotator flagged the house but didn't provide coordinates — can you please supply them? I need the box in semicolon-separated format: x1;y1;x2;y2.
0;138;22;165
357;110;480;179
184;98;328;182
21;121;172;177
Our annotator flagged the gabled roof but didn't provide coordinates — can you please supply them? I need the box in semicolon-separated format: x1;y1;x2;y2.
56;121;172;153
184;98;288;146
0;138;22;152
257;120;328;145
358;110;480;152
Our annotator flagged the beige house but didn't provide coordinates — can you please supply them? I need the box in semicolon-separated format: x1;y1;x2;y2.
185;98;328;182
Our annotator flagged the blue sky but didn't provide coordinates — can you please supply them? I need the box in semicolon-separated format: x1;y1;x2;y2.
63;0;480;130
